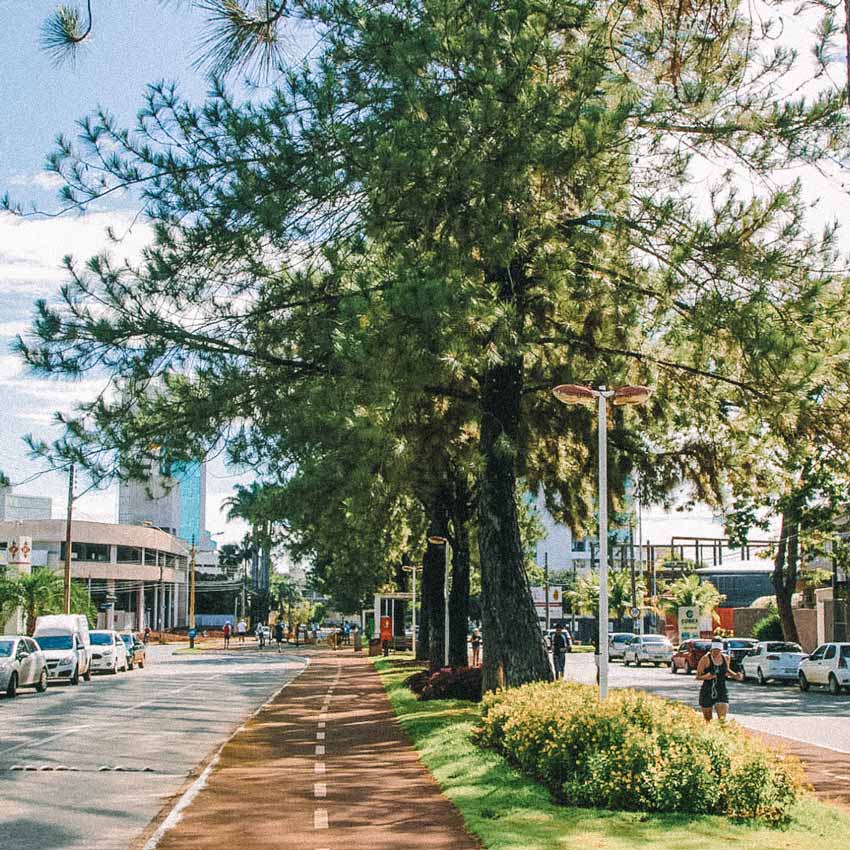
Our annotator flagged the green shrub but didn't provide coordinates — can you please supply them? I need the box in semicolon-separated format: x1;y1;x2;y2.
477;681;801;823
753;612;784;641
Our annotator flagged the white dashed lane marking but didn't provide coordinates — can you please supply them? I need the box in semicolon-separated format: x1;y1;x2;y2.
314;761;325;774
314;782;327;798
316;732;325;740
315;745;325;756
314;809;328;829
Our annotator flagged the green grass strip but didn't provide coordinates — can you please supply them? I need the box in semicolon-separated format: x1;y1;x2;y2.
373;655;850;850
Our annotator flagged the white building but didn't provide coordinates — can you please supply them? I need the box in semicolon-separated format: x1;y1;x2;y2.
0;487;52;522
0;519;191;631
532;492;595;577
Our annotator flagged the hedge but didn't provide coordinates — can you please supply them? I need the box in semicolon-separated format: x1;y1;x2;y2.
476;680;802;823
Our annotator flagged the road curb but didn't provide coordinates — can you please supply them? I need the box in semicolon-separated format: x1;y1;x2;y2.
130;654;310;850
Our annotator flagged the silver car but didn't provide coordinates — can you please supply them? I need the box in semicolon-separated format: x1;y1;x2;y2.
623;634;674;667
0;635;49;697
608;632;637;660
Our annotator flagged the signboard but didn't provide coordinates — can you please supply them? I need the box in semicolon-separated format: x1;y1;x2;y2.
7;536;32;566
379;615;393;642
629;606;641;620
678;606;700;641
531;586;564;619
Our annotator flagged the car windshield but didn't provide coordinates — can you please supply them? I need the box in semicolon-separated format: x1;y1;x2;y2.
89;633;113;646
766;642;802;653
693;641;711;650
841;646;850;658
725;640;755;648
643;636;668;643
0;640;13;657
120;634;134;646
35;635;72;650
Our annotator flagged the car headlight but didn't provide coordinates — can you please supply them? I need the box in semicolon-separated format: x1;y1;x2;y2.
62;654;76;665
0;661;9;671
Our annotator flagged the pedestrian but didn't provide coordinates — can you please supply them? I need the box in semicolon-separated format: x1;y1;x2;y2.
344;621;351;645
470;629;482;667
237;619;247;643
223;621;232;649
312;622;319;642
552;624;569;680
256;622;266;649
143;626;151;644
696;639;743;722
274;621;284;652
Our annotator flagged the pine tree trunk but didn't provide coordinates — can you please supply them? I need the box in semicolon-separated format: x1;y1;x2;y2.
773;505;801;644
478;354;553;692
448;475;472;667
422;497;450;669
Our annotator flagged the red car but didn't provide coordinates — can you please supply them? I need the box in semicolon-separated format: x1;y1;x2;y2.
670;639;712;674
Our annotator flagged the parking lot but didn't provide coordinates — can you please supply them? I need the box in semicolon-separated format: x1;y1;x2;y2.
564;651;850;754
0;645;307;850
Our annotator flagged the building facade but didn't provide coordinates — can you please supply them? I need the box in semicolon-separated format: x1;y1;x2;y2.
0;487;52;522
0;519;191;631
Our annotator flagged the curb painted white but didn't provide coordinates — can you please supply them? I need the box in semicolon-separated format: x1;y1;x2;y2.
141;655;309;850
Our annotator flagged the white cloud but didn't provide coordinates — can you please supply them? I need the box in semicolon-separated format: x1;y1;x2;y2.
0;209;153;295
7;172;66;191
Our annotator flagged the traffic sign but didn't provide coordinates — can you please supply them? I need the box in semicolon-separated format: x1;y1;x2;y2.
629;606;641;619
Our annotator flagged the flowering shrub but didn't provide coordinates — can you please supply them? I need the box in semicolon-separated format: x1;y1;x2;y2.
409;666;483;702
476;681;801;822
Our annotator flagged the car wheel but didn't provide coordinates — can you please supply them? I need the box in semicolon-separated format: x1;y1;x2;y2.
635;658;642;667
654;662;661;667
828;674;841;696
36;668;48;693
757;667;767;686
70;665;79;686
128;660;134;671
83;667;91;682
623;656;630;666
139;659;144;669
799;672;810;692
670;661;677;674
684;661;691;675
5;672;18;698
110;662;118;675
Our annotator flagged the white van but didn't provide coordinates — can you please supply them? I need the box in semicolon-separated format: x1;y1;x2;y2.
34;614;92;685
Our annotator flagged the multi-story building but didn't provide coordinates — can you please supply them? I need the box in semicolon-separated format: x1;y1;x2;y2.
0;519;190;631
0;487;52;522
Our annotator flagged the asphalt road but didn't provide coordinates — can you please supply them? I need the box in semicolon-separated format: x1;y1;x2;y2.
563;652;850;754
0;644;308;850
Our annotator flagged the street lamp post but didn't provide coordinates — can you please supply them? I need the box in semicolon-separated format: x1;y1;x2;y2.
428;536;452;667
553;383;651;699
401;564;421;657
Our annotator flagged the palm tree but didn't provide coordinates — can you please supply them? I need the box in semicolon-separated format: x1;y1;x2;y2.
659;574;724;621
568;569;646;626
0;569;94;635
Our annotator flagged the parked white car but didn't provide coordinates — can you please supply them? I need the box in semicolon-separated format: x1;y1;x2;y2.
34;614;92;685
798;642;850;695
623;634;674;666
0;636;49;697
608;632;637;660
742;641;807;685
89;630;129;674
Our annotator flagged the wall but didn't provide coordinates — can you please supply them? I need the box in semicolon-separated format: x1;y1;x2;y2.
733;607;819;652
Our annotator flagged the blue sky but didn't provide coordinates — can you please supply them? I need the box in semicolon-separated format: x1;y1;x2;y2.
0;2;249;536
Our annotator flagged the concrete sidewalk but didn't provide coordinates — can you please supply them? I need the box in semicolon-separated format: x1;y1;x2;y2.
141;649;480;850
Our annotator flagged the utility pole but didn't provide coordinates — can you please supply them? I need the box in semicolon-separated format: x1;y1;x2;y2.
544;552;550;631
189;534;197;644
63;463;75;614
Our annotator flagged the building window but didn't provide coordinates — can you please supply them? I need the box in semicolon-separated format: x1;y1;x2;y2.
60;542;110;563
572;539;587;552
164;553;176;568
144;549;158;566
116;546;142;564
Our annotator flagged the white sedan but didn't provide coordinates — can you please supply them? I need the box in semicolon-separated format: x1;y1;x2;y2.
798;642;850;695
741;641;807;685
623;634;674;667
88;630;129;674
0;636;49;697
